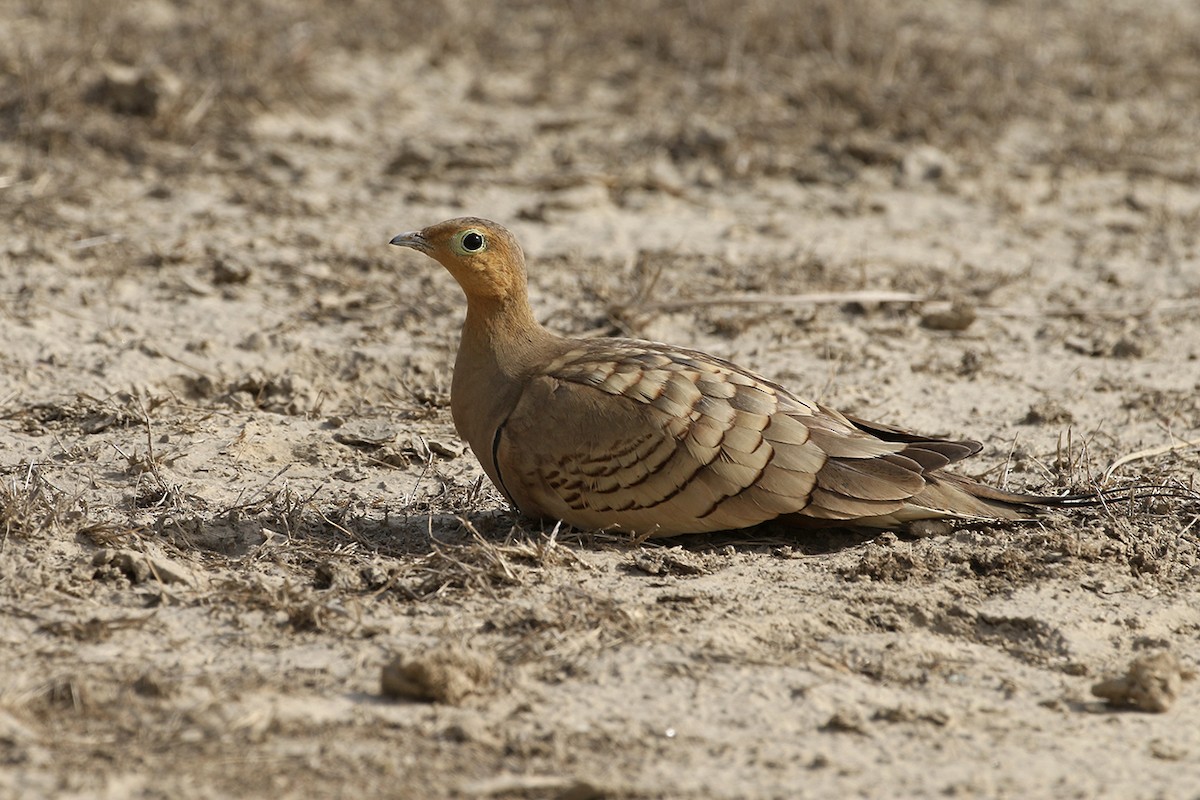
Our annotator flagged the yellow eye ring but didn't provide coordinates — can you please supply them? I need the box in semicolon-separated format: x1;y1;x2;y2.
455;230;486;254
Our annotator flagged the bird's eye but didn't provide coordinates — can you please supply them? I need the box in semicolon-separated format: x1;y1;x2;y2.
461;231;485;252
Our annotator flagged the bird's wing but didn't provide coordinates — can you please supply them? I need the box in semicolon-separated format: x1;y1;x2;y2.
494;340;942;535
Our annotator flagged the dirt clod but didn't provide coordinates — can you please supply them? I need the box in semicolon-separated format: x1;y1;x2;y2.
920;301;976;332
92;548;196;586
380;645;496;705
1021;400;1074;426
1092;651;1189;713
87;63;179;117
632;547;708;576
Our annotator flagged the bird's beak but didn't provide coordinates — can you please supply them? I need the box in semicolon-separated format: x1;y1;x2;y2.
389;230;429;252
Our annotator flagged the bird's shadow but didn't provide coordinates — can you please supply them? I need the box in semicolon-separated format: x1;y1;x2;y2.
290;506;885;559
647;524;883;556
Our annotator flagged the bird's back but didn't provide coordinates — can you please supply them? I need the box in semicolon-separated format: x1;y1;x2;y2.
493;337;1024;536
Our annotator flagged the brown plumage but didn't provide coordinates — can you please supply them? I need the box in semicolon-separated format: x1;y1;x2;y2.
389;217;1060;537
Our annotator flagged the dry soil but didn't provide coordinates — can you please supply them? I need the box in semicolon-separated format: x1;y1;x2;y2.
3;1;1200;798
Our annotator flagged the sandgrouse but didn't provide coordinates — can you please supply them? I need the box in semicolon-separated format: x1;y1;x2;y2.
390;217;1065;537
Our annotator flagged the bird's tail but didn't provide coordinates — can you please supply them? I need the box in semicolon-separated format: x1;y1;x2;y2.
784;474;1198;530
931;474;1200;519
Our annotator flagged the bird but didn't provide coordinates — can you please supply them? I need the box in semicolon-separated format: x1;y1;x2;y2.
389;217;1079;537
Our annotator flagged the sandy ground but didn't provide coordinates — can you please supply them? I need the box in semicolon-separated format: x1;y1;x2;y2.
3;1;1200;798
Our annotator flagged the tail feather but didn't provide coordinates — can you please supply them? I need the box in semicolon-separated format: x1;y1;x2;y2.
781;414;1200;531
781;474;1199;530
907;473;1035;521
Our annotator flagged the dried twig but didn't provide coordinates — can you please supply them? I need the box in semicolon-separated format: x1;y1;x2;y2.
1103;436;1200;483
621;290;926;313
619;293;1200;321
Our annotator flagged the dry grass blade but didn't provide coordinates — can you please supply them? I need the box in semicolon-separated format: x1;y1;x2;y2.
414;523;522;599
2;464;76;545
632;296;1200;320
624;290;926;313
1103;436;1200;484
410;520;588;599
494;521;591;571
214;573;353;633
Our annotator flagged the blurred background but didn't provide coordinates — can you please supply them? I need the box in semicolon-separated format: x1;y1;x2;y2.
5;0;1198;406
5;0;1199;230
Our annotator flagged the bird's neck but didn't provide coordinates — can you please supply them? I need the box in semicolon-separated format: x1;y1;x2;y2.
450;293;559;475
460;293;555;377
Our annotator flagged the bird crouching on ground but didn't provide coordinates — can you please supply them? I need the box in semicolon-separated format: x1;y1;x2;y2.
388;217;1164;538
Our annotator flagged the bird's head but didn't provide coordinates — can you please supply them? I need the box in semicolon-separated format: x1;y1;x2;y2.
389;217;528;304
